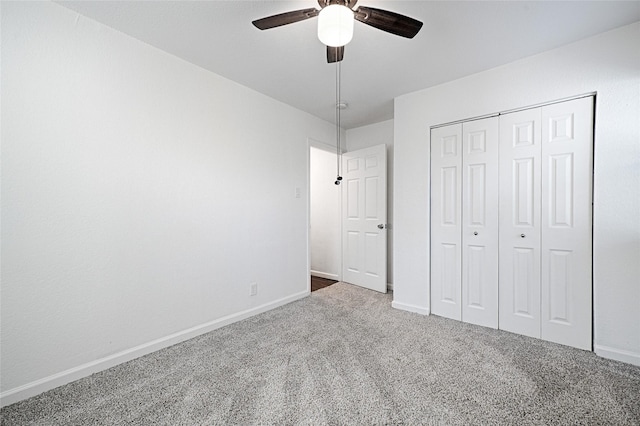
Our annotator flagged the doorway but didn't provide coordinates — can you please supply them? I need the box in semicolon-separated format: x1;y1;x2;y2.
308;140;390;294
311;276;338;292
309;142;342;291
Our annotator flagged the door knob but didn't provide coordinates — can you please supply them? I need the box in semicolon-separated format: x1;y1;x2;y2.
473;231;478;236
520;234;526;238
377;224;385;229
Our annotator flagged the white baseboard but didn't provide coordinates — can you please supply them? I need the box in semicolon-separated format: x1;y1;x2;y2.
0;290;309;408
310;270;339;281
391;300;430;315
594;344;640;367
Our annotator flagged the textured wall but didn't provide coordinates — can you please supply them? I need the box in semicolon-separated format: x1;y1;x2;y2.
1;1;336;402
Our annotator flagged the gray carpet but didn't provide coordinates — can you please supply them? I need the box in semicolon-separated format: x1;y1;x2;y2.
2;282;639;425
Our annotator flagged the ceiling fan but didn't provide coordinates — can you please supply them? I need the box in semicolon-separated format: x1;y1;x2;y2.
252;0;423;63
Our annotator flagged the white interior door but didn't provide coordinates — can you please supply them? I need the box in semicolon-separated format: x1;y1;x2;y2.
499;107;543;339
342;144;387;293
540;97;593;350
430;124;462;320
462;117;499;328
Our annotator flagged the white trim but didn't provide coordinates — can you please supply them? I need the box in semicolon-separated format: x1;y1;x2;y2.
307;139;312;293
0;291;309;408
498;92;596;117
594;344;640;367
430;112;498;129
309;137;345;154
430;92;596;129
310;270;339;281
391;301;430;315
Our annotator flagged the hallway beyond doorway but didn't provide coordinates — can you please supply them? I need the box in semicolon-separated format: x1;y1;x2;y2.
311;276;337;292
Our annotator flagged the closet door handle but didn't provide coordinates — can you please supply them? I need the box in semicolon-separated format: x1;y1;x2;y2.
473;231;478;236
520;234;526;238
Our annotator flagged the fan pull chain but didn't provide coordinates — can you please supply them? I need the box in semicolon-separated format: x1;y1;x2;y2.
335;61;343;186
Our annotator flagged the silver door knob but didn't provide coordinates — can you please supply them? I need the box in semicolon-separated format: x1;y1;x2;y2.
377;224;385;229
520;234;526;238
473;231;478;236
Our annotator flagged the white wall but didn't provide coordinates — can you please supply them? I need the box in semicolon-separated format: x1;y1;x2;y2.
0;2;337;404
393;22;640;365
346;120;394;286
309;144;341;280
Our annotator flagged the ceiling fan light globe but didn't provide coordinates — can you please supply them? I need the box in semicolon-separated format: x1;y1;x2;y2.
317;4;354;47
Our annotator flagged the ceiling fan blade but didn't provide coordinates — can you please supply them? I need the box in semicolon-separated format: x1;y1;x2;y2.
327;45;344;63
354;6;423;39
252;8;319;30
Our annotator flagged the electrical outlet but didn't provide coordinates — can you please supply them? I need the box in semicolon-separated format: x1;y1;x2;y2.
250;282;258;296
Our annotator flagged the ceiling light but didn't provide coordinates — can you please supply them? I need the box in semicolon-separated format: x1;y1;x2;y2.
317;5;354;47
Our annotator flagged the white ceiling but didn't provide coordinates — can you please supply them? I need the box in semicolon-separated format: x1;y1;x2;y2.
57;1;640;129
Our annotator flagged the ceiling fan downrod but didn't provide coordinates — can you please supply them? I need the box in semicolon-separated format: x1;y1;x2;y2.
318;0;357;8
334;61;343;186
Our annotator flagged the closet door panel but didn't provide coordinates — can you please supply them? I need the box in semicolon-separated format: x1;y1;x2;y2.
462;117;499;328
431;124;462;320
499;108;542;338
541;97;593;350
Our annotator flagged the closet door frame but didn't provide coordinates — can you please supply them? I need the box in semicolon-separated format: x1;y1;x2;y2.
429;94;594;351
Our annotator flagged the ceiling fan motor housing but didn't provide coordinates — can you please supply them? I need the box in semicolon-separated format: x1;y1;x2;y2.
318;0;358;9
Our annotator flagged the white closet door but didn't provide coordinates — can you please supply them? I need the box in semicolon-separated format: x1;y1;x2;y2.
431;124;462;320
499;108;542;338
462;117;499;328
541;97;593;350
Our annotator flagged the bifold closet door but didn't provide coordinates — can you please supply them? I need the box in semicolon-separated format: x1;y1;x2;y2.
499;96;593;349
540;97;593;350
461;117;499;328
431;117;499;326
498;108;542;339
430;124;462;320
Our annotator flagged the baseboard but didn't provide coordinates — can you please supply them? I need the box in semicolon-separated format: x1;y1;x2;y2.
0;290;309;408
594;344;640;367
391;300;430;315
310;270;339;281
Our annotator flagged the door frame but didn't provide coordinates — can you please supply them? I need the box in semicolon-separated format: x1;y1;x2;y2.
307;138;345;292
